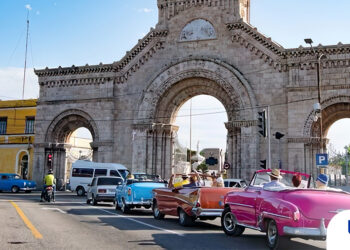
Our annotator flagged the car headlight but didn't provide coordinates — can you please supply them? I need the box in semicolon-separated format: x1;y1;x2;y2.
23;182;26;186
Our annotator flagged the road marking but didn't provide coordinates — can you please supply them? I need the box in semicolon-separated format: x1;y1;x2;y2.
9;201;43;239
42;207;67;214
89;206;184;237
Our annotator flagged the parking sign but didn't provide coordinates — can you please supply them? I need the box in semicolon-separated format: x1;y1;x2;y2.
316;153;328;166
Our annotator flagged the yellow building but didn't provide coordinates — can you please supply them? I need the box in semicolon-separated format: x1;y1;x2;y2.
0;99;36;179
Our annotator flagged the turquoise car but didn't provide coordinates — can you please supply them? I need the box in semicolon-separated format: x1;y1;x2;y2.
0;173;36;193
115;174;167;213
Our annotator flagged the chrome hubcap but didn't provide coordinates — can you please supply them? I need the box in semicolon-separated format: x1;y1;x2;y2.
154;206;159;216
268;222;277;244
180;211;185;223
224;212;235;231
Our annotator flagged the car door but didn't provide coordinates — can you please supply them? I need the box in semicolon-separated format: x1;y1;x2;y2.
0;175;10;191
0;175;5;190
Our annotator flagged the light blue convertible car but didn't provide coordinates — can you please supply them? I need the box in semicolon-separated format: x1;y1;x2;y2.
115;173;167;213
0;173;36;193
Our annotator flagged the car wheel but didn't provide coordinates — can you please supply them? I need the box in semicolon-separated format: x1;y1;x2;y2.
178;208;195;227
76;187;85;196
221;207;245;236
266;220;280;250
86;199;91;204
144;205;151;209
152;201;165;219
11;186;19;193
92;195;97;206
121;199;130;214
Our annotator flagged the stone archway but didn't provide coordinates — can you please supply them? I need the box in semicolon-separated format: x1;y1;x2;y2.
43;109;99;188
303;95;350;177
132;58;258;180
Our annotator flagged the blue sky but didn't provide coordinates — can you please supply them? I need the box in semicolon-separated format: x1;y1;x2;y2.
1;0;350;152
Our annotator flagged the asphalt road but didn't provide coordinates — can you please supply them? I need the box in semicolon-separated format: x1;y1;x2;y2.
0;192;326;250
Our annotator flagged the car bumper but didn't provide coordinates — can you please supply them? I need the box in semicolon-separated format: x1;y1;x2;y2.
96;194;115;202
192;208;223;217
283;219;327;239
125;200;152;206
20;187;36;191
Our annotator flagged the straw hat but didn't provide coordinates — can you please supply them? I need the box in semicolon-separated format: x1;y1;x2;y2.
267;169;282;179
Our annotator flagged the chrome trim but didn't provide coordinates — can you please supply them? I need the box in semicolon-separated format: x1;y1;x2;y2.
283;218;327;237
192;208;223;217
156;194;193;206
236;222;261;231
226;202;254;208
263;212;290;220
20;187;36;191
329;209;346;214
125;200;152;206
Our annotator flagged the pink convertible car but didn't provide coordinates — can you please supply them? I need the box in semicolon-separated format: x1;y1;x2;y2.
222;169;350;249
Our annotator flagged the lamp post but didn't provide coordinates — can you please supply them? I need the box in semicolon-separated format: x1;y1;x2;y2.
304;38;327;153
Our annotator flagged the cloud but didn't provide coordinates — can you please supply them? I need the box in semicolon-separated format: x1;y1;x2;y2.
0;67;39;100
25;4;32;11
138;8;153;13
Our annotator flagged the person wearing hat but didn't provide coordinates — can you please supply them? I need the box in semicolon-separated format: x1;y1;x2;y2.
40;169;56;202
316;174;329;190
263;169;286;189
171;173;190;188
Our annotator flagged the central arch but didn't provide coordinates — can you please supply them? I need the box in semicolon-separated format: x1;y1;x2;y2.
132;58;258;179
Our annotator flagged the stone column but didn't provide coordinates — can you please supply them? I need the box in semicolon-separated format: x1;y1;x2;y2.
225;120;257;180
90;141;114;163
131;123;153;173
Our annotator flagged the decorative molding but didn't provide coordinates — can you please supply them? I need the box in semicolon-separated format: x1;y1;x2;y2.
287;84;350;93
303;95;350;137
227;21;350;72
225;120;257;129
35;29;168;86
158;0;238;20
287;137;329;145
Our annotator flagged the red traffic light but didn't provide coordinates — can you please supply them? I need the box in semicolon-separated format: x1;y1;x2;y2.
48;154;52;159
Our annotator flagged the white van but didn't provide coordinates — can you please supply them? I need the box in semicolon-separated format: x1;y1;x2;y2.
68;160;128;196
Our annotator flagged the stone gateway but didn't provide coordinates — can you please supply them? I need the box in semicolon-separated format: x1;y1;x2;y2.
33;0;350;187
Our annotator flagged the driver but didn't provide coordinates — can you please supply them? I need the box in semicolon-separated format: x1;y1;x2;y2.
40;169;56;202
263;169;285;189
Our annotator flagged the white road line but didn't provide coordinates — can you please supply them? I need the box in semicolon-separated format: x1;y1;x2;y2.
41;208;67;214
90;206;184;237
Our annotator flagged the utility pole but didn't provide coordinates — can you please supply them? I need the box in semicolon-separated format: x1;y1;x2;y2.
22;10;30;100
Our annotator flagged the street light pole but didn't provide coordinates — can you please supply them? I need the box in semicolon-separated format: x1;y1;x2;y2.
304;39;326;154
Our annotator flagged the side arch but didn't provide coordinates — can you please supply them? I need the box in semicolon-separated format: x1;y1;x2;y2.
45;109;99;143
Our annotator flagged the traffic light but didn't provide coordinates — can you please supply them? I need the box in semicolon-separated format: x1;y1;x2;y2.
260;160;267;169
47;153;52;168
258;110;267;137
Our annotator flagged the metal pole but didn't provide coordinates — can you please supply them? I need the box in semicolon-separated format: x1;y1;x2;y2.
317;54;324;154
22;10;30;100
267;106;271;169
346;152;349;186
189;99;192;170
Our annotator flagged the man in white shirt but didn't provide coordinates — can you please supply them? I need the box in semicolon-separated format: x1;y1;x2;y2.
263;169;285;189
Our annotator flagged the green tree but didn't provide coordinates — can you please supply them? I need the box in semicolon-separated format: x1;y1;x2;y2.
197;163;209;174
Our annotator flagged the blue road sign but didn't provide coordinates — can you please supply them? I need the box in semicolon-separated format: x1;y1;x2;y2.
316;153;328;166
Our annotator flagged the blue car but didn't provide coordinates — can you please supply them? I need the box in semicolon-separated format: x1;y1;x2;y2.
115;174;167;213
0;173;37;193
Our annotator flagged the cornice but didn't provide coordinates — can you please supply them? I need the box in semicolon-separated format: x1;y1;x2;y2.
228;21;350;72
34;29;168;79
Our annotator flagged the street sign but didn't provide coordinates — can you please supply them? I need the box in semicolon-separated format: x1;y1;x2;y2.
223;162;230;170
316;153;328;166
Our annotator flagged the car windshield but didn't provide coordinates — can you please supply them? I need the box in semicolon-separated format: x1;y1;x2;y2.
14;175;21;179
97;178;122;186
133;174;164;182
251;171;309;190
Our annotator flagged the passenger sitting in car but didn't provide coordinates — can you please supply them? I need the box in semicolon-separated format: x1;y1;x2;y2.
263;169;286;189
292;174;302;188
183;171;202;187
